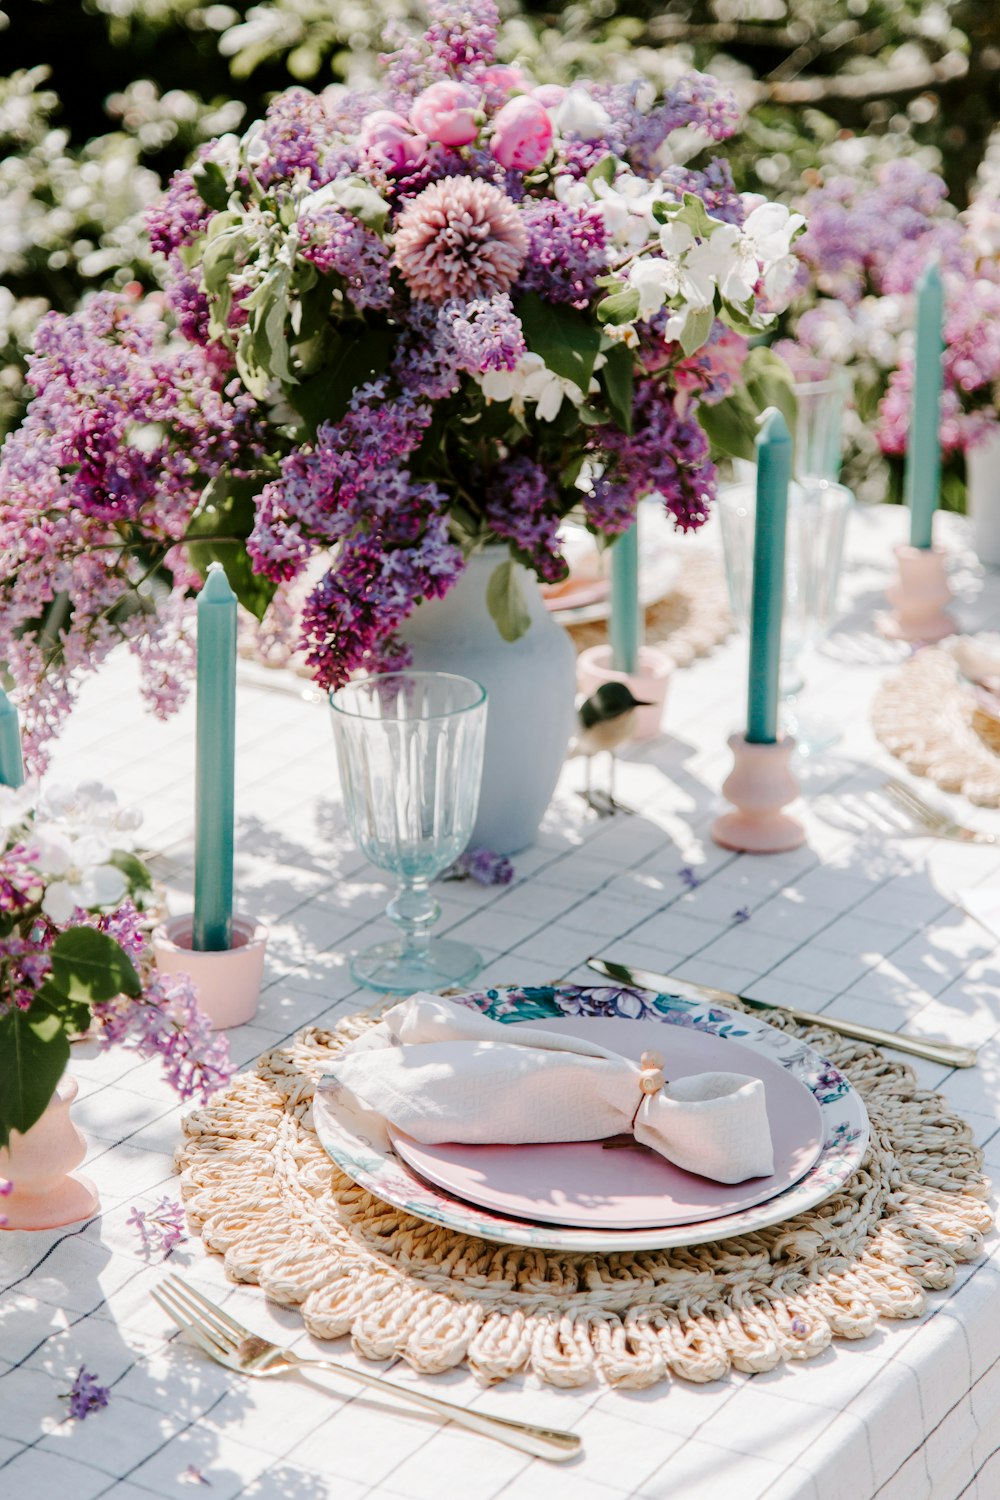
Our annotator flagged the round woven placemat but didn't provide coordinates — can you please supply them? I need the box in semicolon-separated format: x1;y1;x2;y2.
872;647;1000;804
175;1006;992;1390
564;547;733;666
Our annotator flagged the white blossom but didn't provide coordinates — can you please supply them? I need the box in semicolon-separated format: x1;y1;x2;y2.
555;89;612;142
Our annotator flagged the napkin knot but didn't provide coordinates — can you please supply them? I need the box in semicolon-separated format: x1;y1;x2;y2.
632;1050;666;1126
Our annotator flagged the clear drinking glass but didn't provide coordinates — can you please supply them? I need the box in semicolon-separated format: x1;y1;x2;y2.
330;670;488;993
719;479;853;754
793;374;850;485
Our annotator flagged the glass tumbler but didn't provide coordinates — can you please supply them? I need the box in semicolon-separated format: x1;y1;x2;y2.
330;670;487;993
793;373;850;484
719;479;853;753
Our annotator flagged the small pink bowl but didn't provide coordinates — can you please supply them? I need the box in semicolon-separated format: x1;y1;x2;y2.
152;915;268;1030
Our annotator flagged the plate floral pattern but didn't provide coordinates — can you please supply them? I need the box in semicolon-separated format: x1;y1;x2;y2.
313;985;871;1253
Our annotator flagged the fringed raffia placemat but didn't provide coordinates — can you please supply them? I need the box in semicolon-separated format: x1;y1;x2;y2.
873;647;1000;805
564;547;733;666
175;1007;992;1390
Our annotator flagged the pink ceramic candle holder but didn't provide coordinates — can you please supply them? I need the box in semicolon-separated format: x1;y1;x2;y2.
879;544;955;644
576;643;673;741
152;915;268;1030
712;733;806;854
0;1075;99;1231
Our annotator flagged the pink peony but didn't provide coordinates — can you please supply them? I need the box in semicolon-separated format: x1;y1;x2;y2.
480;65;528;105
358;110;427;175
393;177;528;303
491;96;553;172
410;81;479;147
532;84;566;110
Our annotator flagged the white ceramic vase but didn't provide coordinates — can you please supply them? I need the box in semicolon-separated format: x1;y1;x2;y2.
401;548;577;854
967;428;1000;567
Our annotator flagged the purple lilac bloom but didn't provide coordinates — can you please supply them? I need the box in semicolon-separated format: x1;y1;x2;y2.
439;293;525;373
251;90;357;189
628;73;741;178
484;456;567;582
393;300;462;399
795;159;953;305
300;209;394;311
586;379;716;535
146;167;213;260
516;201;608;308
0;293;264;766
300;507;464;688
732;906;751;923
444;847;515;885
679;865;702;889
93;965;233;1105
659;159;744;226
65;1367;110;1421
127;1197;188;1258
247;381;436;579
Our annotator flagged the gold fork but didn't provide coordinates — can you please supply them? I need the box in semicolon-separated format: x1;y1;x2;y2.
883;779;999;845
151;1274;581;1463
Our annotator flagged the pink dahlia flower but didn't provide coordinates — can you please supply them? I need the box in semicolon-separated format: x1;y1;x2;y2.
393;177;528;304
491;96;553;172
359;110;427;175
410;81;479;147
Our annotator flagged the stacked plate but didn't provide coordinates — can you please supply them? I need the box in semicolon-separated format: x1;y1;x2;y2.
312;985;870;1253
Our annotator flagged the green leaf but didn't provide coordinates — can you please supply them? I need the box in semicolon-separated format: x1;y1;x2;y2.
516;292;602;396
680;306;715;358
585;155;618;190
191;159;231;212
596;287;641;328
48;927;142;1004
742;346;798;435
289;329;393;435
0;1000;70;1148
485;559;531;643
656;192;720;241
325;176;389;231
697;389;760;463
600;342;634;434
186;471;276;622
108;850;153;895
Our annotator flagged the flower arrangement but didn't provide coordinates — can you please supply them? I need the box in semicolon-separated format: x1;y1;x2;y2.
0;779;231;1149
0;0;801;767
776;152;1000;502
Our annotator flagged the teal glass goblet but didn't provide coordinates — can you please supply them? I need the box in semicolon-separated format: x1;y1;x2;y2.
329;670;488;993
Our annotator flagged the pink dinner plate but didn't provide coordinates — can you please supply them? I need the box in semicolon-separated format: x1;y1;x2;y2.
387;1016;825;1230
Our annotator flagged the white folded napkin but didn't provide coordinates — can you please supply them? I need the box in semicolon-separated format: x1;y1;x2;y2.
323;995;774;1184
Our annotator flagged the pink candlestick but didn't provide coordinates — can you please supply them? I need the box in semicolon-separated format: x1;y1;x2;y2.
880;544;954;644
712;733;806;854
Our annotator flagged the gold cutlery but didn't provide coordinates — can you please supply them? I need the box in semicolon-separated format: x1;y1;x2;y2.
586;957;977;1069
883;778;998;845
151;1274;581;1463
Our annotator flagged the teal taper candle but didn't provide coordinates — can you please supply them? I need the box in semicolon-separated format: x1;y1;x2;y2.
193;562;236;952
904;262;944;550
0;687;24;788
747;409;792;745
609;522;641;674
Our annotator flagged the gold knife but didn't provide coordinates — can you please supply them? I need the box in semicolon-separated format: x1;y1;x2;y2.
586;957;978;1069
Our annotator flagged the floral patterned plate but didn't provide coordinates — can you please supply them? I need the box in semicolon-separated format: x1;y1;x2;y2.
313;985;870;1253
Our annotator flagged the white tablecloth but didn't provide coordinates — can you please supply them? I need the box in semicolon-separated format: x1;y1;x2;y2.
2;504;999;1500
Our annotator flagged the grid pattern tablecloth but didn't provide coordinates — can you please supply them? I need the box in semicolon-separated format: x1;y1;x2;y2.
2;504;999;1500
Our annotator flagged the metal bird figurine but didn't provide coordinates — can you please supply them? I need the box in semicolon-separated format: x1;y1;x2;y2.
572;682;651;816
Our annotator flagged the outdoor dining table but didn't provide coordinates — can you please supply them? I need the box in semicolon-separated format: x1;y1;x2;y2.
2;502;999;1500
